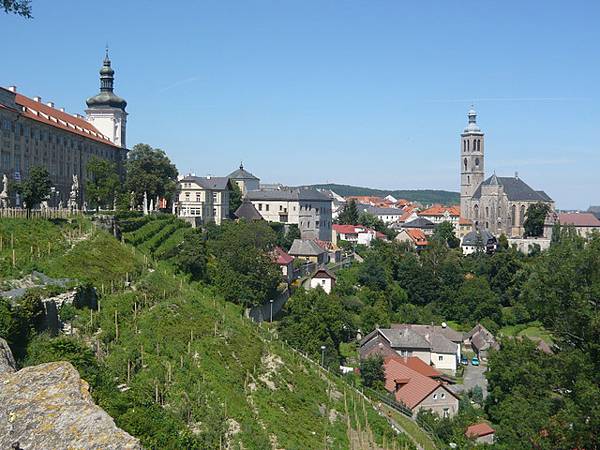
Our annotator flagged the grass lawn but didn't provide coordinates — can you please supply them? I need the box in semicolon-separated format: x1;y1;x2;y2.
499;321;554;345
380;405;438;450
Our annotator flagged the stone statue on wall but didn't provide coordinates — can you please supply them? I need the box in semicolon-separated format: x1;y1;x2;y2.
0;174;9;209
68;174;80;211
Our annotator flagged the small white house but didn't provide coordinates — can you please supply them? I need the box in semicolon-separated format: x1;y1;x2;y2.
308;267;336;294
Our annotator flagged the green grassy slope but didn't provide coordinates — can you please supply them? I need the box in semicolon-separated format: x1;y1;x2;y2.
303;183;459;205
0;218;85;282
15;217;414;449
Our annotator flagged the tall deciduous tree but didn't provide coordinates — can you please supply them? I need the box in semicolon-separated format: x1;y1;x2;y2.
125;143;178;207
86;156;120;211
228;182;242;218
360;354;385;389
18;166;51;217
2;0;32;17
523;202;550;237
432;221;460;248
208;220;281;307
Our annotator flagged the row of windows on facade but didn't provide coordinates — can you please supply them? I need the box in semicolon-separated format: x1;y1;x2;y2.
463;139;482;152
256;203;330;214
2;117;116;160
473;204;527;226
184;191;220;202
183;207;219;217
299;220;331;229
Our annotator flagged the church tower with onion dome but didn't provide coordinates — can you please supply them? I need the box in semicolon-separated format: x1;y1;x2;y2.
85;48;128;148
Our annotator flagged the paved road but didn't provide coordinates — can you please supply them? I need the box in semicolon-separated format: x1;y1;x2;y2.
450;363;488;398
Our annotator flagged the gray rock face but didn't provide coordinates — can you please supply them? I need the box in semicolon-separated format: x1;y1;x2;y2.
0;361;141;449
0;338;16;374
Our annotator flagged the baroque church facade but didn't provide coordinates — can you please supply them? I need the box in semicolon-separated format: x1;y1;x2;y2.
460;109;554;237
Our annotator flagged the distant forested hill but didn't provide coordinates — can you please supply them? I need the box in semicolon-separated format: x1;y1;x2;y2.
304;183;459;205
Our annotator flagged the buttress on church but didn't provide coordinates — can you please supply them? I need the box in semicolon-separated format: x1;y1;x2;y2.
459;109;554;238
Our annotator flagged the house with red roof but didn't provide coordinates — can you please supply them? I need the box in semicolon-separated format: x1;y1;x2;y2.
272;246;294;282
383;358;459;418
332;224;379;247
418;205;461;226
466;422;495;444
395;228;428;250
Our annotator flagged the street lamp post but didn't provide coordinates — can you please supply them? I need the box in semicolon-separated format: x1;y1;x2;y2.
269;299;274;323
320;345;326;367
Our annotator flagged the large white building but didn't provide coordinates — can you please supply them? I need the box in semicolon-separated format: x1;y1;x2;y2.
0;50;128;206
177;175;233;225
246;187;333;241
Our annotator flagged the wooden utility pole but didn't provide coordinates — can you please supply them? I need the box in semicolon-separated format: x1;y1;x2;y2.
114;310;119;340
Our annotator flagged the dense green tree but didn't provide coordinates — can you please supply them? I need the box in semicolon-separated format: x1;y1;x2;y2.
228;182;242;218
357;253;389;291
17;166;51;217
523;202;551;237
86;156;120;211
432;221;460;248
125;143;178;206
208;220;281;306
2;0;32;17
446;275;500;324
280;289;348;366
165;230;208;280
337;199;359;225
360;354;385;389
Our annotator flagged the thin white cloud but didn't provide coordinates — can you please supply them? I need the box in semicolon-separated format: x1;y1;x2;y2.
424;97;589;103
158;76;202;93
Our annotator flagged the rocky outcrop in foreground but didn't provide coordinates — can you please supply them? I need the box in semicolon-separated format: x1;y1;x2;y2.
0;338;16;375
0;340;141;449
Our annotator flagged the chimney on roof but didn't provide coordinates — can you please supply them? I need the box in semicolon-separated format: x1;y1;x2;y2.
515;171;519;180
46;102;54;108
33;96;41;102
7;86;17;93
59;107;65;112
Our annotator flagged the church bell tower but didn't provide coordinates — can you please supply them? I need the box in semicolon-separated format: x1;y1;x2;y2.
460;108;485;218
85;48;128;148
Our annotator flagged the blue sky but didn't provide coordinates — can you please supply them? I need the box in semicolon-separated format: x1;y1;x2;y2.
2;1;599;209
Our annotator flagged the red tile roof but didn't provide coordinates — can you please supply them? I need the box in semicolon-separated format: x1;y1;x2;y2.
383;358;454;409
405;228;428;246
466;422;495;438
557;212;600;227
418;204;461;217
399;207;417;223
272;246;294;265
13;92;118;147
459;217;472;226
389;356;442;378
333;224;359;234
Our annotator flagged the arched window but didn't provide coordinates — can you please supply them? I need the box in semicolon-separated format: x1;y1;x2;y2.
467;140;470;151
467;175;470;184
477;139;481;151
474;204;479;218
486;222;489;228
463;140;466;152
511;205;516;226
520;205;526;225
475;157;480;167
485;206;489;217
463;158;467;171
